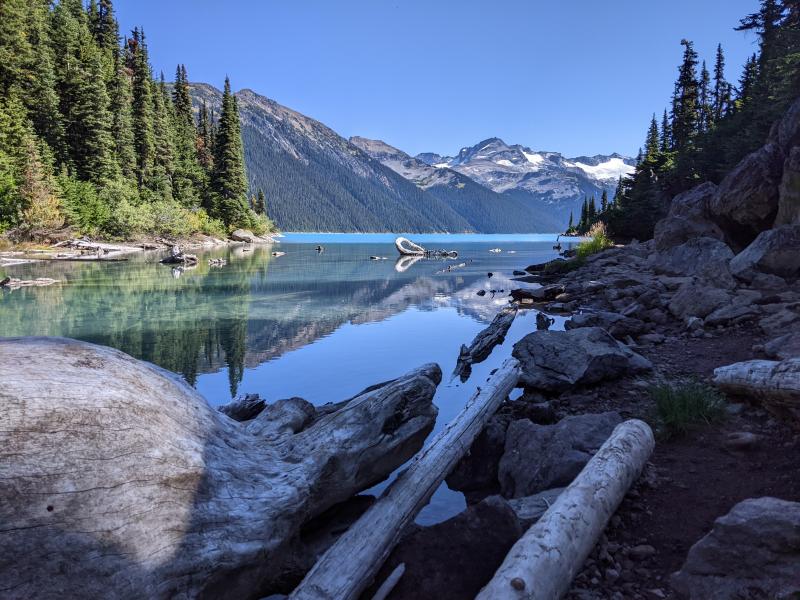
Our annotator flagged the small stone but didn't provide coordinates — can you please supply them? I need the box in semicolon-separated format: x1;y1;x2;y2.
725;403;745;416
724;431;762;451
629;544;656;561
605;568;620;582
643;589;667;600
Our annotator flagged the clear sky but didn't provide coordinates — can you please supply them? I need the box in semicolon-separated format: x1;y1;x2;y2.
114;0;760;158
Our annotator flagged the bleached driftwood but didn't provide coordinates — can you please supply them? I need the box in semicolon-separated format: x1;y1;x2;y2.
0;337;441;599
714;358;800;426
395;255;423;273
159;245;198;265
289;358;521;600
454;308;517;380
395;236;427;256
476;419;654;600
0;277;60;289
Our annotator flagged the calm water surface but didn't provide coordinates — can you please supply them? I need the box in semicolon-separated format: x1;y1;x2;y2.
0;233;576;523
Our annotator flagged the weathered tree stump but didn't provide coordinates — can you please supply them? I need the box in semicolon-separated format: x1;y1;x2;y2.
0;337;441;599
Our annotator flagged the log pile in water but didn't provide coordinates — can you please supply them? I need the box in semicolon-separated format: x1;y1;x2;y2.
0;337;442;598
394;237;458;258
159;245;198;265
454;307;517;380
0;276;60;289
289;358;520;600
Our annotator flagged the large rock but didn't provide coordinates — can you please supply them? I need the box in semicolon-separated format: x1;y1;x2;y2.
365;495;523;600
445;415;509;495
776;146;800;225
774;95;800;153
729;224;800;280
652;237;736;288
565;310;647;339
498;412;623;498
512;328;652;392
764;331;800;360
508;487;565;528
230;228;272;244
671;497;800;599
654;182;724;251
669;280;732;320
708;143;784;249
0;337;440;599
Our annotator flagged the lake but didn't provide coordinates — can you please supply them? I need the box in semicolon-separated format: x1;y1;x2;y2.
0;232;575;523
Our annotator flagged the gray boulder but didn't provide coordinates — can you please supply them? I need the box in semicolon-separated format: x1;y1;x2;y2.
654;183;724;251
709;143;784;249
498;412;623;498
764;331;800;359
730;224;800;280
512;327;652;392
669;281;732;320
774;95;800;153
366;495;523;600
652;237;736;289
446;415;509;494
230;229;272;244
671;497;800;599
776;146;800;226
565;310;647;339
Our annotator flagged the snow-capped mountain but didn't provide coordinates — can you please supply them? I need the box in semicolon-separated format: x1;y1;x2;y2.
350;136;566;232
417;138;635;208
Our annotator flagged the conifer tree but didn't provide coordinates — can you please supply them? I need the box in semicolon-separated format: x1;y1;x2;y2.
587;196;597;222
660;109;671;152
197;100;214;171
698;61;713;132
567;210;573;231
712;44;729;121
670;39;700;152
109;47;135;179
254;189;266;214
600;189;608;213
578;197;588;231
128;28;155;187
150;72;175;199
171;65;205;206
212;77;251;225
644;115;660;160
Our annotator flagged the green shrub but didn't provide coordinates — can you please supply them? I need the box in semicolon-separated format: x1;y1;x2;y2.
650;381;726;438
58;175;110;235
575;222;614;260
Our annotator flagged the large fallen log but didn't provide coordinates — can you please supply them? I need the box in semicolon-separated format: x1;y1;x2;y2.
454;308;517;380
289;358;521;600
0;337;441;599
714;358;800;426
476;419;654;600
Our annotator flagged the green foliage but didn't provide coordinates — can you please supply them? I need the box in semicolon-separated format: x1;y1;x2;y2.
610;1;800;240
575;222;614;259
0;0;274;240
650;381;726;438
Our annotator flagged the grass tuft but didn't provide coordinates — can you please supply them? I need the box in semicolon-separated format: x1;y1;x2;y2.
575;222;614;260
649;380;726;439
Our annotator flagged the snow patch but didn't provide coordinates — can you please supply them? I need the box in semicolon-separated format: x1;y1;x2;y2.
567;157;633;181
495;159;514;167
522;152;544;166
433;162;450;169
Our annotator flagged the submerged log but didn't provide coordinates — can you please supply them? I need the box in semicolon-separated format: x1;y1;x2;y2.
714;358;800;426
454;308;517;380
289;358;520;600
476;419;654;600
0;337;441;599
0;277;60;289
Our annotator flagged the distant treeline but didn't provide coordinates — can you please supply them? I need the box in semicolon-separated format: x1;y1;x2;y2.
571;0;800;240
0;0;273;241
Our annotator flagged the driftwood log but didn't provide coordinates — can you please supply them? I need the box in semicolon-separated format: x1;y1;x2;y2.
289;358;521;600
714;358;800;426
476;419;654;600
454;308;517;380
0;337;442;599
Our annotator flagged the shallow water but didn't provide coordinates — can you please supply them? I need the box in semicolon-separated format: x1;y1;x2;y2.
0;233;575;523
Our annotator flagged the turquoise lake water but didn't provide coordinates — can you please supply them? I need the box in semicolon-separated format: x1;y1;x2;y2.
0;233;576;523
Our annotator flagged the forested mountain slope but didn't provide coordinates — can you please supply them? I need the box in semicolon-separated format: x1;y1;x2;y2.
191;85;473;233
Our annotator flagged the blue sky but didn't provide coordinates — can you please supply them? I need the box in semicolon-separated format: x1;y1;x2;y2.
114;0;760;158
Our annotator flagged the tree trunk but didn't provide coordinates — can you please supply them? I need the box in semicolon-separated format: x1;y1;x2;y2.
714;358;800;426
454;308;517;380
0;337;441;599
288;358;521;600
476;419;654;600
